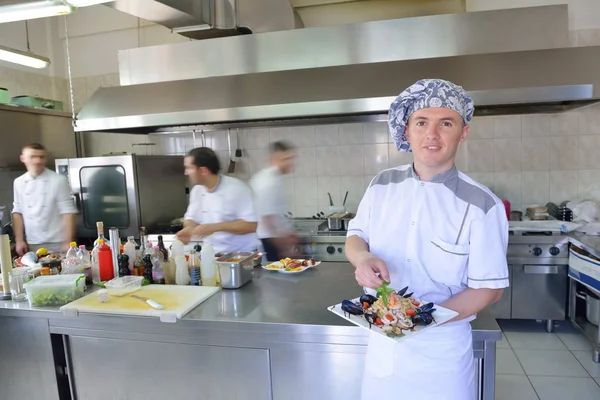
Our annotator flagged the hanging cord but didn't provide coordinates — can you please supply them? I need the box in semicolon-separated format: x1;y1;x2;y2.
25;21;31;52
63;15;77;128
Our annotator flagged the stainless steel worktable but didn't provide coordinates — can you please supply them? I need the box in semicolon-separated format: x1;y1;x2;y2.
0;263;501;400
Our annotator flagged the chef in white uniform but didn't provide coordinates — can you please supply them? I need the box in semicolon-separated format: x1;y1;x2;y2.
12;143;77;255
177;147;260;253
345;79;509;400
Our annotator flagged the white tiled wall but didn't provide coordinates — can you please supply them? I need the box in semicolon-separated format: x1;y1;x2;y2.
81;102;600;217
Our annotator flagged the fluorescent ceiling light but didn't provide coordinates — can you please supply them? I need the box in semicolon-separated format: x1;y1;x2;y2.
67;0;112;7
0;45;50;69
0;1;73;24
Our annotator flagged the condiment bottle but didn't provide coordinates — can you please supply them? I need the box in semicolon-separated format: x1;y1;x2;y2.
97;239;114;282
175;255;190;285
200;243;217;287
188;249;201;286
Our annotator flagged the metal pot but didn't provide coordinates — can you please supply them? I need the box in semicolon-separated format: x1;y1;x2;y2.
586;291;600;326
327;212;348;231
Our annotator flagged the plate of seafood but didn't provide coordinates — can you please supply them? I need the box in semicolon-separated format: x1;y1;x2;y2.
263;258;321;274
328;282;458;342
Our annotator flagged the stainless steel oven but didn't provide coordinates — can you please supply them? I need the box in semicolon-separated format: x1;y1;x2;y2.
55;155;187;239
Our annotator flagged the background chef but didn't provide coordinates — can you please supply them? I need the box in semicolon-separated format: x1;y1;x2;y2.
249;140;299;261
177;147;260;253
12;143;77;255
345;79;509;400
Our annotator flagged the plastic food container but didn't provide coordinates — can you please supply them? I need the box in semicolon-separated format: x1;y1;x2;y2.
24;274;86;307
104;276;143;297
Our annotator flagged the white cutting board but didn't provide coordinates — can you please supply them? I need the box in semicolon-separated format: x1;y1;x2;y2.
61;285;220;323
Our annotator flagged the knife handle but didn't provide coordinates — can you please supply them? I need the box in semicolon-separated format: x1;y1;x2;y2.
146;299;164;310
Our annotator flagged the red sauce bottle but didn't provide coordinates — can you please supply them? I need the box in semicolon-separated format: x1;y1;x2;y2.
98;239;114;281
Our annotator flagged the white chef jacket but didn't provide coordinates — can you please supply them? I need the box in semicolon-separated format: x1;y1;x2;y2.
249;166;293;239
348;164;508;400
184;175;260;254
12;168;77;245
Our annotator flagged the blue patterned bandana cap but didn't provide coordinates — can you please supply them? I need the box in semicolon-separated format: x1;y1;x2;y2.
388;79;474;152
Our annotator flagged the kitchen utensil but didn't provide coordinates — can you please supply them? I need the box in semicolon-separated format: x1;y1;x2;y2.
227;129;236;173
327;192;333;206
583;290;600;326
104;276;143;296
216;251;256;289
9;268;33;301
342;191;349;206
0;234;13;300
235;129;242;158
131;294;164;310
327;212;348;231
61;285;220;323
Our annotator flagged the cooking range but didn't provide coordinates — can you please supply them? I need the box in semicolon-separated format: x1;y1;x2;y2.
293;219;348;262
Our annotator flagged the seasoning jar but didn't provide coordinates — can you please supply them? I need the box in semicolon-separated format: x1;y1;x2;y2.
40;267;51;276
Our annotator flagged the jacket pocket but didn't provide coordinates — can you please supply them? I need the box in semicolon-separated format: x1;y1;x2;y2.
423;237;470;288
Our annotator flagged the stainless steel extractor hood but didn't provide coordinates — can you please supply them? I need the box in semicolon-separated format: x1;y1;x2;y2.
105;0;302;39
76;5;600;134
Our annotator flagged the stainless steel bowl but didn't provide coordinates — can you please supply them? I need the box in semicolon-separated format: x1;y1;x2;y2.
216;251;255;289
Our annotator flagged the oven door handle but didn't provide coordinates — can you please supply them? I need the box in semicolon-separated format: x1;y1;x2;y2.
523;265;559;274
71;193;81;212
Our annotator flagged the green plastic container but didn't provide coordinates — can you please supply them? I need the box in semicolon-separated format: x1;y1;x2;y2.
10;95;63;111
0;88;8;104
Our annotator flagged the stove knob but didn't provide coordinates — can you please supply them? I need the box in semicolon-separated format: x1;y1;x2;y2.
532;247;542;256
337;247;343;253
327;246;336;255
549;246;560;256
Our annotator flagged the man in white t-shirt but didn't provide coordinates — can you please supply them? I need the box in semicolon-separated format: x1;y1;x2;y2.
177;147;260;253
249;141;297;261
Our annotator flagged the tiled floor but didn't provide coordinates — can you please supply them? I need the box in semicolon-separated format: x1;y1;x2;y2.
496;320;600;400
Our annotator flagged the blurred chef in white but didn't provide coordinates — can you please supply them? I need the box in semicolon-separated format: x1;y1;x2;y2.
249;141;298;261
345;79;509;399
12;143;77;255
177;147;260;253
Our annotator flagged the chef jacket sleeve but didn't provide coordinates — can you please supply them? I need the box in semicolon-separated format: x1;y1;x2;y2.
234;183;258;223
56;176;77;214
467;203;509;289
184;186;202;224
12;179;22;214
346;184;373;245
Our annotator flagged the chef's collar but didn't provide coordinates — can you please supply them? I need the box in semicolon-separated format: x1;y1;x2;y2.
24;168;50;183
410;164;458;183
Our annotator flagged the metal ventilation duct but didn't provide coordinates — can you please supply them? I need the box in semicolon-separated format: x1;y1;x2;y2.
105;0;302;40
75;5;600;134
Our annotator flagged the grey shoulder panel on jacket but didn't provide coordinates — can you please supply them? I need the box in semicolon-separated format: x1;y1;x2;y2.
444;177;497;214
369;167;412;187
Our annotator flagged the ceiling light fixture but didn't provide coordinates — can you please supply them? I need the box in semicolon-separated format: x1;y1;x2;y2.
0;1;73;24
66;0;112;7
0;21;50;69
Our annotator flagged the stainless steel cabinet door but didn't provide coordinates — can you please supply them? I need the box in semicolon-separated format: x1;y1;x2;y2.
511;264;568;320
69;336;272;400
486;264;512;319
271;348;366;400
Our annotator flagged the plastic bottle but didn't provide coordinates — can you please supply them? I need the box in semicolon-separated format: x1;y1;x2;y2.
97;239;115;282
123;237;138;275
144;241;154;257
171;239;185;258
93;221;110;248
200;243;217;286
175;255;190;285
77;245;89;262
151;246;165;284
188;249;201;286
65;241;79;260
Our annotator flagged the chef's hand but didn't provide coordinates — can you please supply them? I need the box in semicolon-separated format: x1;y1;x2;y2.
176;227;194;244
353;251;390;289
61;241;71;254
192;224;215;238
15;241;28;256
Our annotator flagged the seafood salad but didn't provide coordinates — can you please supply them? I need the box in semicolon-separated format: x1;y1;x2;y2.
339;282;437;338
266;258;317;272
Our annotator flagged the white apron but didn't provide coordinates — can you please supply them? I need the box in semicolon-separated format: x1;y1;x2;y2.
361;321;475;400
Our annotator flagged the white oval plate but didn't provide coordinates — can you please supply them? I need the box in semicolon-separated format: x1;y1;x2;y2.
262;259;321;274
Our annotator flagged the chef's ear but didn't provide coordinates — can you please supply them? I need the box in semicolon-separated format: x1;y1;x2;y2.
19;154;25;163
459;123;469;143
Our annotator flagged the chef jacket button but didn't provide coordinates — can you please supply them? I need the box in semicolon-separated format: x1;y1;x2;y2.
421;183;424;186
407;259;411;262
411;221;415;225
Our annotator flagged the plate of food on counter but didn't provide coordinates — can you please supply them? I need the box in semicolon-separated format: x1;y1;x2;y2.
328;282;458;342
263;257;321;274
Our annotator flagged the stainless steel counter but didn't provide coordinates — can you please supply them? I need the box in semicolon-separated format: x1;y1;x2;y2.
0;262;502;400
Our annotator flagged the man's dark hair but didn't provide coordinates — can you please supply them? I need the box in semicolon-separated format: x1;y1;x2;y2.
187;147;220;174
22;143;46;152
269;140;295;154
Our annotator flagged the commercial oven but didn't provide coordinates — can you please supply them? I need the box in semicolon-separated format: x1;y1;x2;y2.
55;155;187;240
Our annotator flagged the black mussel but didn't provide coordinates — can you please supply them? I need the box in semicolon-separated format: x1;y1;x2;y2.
403;292;414;299
412;312;434;326
417;302;435;313
364;313;378;328
359;294;378;306
396;286;409;297
341;300;364;316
